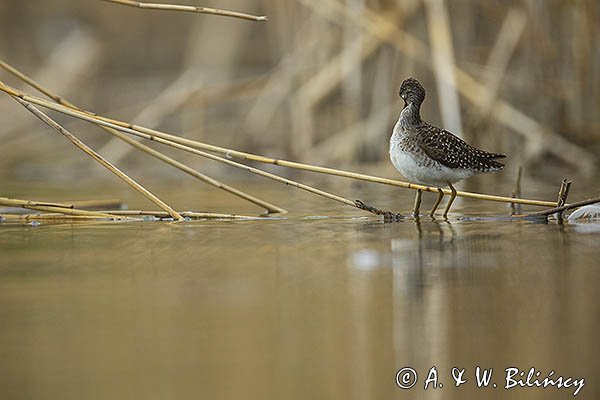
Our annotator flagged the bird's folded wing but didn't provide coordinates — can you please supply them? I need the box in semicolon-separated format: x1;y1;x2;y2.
417;125;505;170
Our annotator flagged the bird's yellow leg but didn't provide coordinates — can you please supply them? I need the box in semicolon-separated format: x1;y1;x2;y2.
413;189;422;217
443;182;457;218
429;188;444;217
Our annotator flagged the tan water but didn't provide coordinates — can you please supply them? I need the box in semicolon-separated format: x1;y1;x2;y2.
1;179;598;399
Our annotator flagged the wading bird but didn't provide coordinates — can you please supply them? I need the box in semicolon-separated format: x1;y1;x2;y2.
390;78;505;217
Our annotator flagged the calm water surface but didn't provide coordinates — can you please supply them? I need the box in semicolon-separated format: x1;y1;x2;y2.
1;179;599;399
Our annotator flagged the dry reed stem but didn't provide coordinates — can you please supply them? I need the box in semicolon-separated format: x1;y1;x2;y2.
0;59;285;214
0;210;262;222
101;210;271;220
557;179;572;208
0;83;560;208
101;0;267;21
0;198;73;209
1;198;125;210
0;213;120;222
11;96;184;221
0;196;122;219
524;196;599;218
555;178;572;222
510;165;523;215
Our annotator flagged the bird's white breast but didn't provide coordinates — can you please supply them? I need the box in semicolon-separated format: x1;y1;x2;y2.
389;119;473;187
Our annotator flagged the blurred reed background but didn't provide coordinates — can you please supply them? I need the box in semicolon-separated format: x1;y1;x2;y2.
1;0;599;186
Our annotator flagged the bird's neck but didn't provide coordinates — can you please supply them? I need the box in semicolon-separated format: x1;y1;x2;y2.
399;103;422;128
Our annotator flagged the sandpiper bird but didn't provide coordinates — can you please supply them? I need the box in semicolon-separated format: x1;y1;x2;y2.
390;78;505;217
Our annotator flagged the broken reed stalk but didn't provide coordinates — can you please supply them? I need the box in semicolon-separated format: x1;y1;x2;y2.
525;196;599;218
510;165;523;215
11;97;185;221
0;196;122;219
555;178;572;222
0;83;560;209
0;59;285;215
100;0;268;22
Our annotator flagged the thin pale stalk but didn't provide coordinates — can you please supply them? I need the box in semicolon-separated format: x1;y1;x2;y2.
0;196;121;218
510;165;523;215
101;0;267;21
2;198;123;210
0;198;74;209
0;82;559;208
555;179;572;222
1;214;117;222
103;210;271;220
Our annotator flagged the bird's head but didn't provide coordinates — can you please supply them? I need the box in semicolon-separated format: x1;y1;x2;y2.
399;77;425;107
